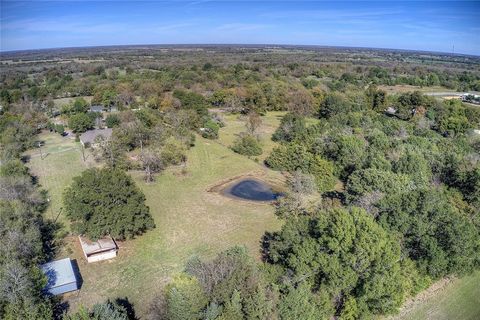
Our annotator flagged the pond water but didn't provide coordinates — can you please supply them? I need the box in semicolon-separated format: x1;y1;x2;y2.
224;179;281;201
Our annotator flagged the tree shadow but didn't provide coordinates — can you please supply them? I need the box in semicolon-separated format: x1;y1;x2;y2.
41;218;65;261
21;154;31;163
322;191;346;207
115;297;138;320
52;299;70;320
260;231;276;263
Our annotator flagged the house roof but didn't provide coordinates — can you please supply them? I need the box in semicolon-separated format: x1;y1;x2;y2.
79;236;117;256
90;105;104;112
79;128;112;144
41;258;77;288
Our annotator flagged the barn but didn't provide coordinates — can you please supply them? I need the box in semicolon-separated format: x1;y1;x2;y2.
79;236;118;263
41;258;79;295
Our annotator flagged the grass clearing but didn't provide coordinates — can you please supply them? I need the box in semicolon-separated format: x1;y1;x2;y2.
53;96;93;107
26;133;96;228
27;113;285;316
390;271;480;320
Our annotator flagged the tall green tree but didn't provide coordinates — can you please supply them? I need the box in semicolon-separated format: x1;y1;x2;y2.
268;207;407;318
68;113;95;133
164;274;208;320
63;168;155;240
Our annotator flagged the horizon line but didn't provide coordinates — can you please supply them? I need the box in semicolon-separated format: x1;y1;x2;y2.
1;43;478;58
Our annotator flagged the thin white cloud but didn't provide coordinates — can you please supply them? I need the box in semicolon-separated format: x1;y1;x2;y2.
262;8;405;20
2;17;128;33
152;23;196;33
215;23;272;32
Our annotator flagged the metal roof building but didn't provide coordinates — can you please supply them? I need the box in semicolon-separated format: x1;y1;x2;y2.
41;258;78;295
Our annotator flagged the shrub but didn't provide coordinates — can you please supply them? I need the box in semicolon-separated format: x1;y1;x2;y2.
105;114;121;128
272;113;306;142
55;124;65;135
201;119;220;139
231;134;262;156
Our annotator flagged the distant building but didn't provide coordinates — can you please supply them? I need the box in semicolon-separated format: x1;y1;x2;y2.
90;105;104;113
41;258;79;295
79;128;112;147
79;236;118;263
90;105;119;112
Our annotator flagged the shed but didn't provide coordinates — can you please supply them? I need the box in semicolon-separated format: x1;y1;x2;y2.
79;236;118;263
41;258;78;295
79;128;112;147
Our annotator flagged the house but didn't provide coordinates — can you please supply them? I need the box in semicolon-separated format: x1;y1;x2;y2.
79;128;112;147
41;258;79;295
79;236;118;263
90;104;119;113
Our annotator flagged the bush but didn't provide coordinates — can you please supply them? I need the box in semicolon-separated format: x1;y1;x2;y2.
72;97;89;114
55;124;65;135
201;119;220;139
64;300;128;320
105;114;121;128
231;134;262;156
68;113;95;133
272;113;306;142
319;92;351;118
161;137;187;166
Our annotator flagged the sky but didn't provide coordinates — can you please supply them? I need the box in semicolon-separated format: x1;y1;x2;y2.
1;1;479;55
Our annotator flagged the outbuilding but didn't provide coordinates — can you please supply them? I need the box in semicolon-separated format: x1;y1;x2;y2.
79;236;118;263
41;258;78;295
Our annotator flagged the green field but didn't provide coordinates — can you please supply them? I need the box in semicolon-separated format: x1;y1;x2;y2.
391;271;480;320
27;113;284;316
25;133;96;227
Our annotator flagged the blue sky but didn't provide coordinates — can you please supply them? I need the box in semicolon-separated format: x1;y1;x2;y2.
1;1;479;55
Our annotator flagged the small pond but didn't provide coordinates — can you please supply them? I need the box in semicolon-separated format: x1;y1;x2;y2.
223;179;281;201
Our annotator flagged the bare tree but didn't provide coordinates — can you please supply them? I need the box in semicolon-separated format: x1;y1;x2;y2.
79;143;88;162
288;89;315;116
245;111;262;136
141;148;164;182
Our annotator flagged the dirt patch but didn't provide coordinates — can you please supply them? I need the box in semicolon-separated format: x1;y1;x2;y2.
207;170;284;193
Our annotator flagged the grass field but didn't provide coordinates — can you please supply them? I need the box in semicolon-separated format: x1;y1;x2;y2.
25;133;96;228
391;271;480;320
27;113;284;316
